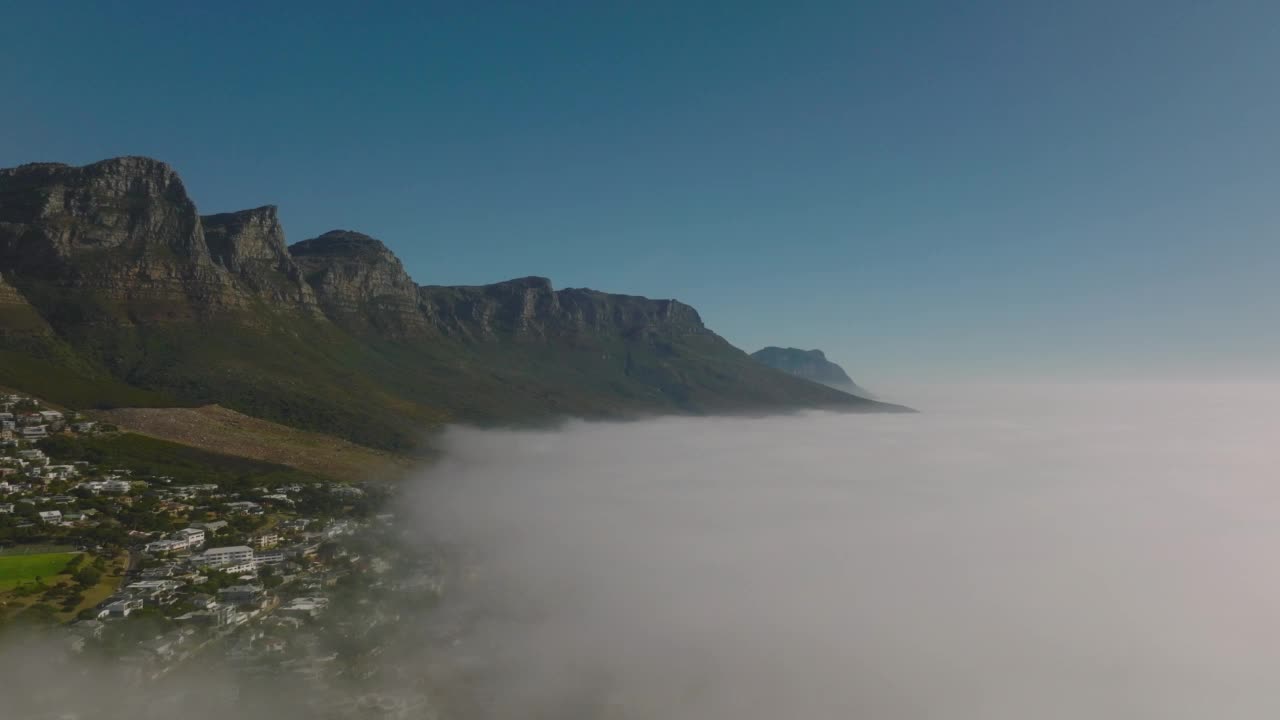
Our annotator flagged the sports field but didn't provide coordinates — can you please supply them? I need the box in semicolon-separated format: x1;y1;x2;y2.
0;552;78;589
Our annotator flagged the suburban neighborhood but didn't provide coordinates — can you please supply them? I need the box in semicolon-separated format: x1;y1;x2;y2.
0;391;447;715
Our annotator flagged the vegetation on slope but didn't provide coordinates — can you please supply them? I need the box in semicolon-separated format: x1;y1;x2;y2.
36;433;324;489
93;405;410;482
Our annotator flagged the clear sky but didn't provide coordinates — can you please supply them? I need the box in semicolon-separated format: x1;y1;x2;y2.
3;1;1277;384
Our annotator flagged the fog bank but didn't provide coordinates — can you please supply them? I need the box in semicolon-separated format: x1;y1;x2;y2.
411;383;1280;719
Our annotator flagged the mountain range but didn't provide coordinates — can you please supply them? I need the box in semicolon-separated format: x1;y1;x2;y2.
0;157;906;451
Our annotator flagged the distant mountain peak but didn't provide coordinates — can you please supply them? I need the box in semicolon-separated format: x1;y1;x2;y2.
750;346;873;398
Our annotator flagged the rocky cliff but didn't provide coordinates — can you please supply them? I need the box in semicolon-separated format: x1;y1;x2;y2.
0;157;245;321
416;276;708;341
202;206;320;313
751;347;873;398
289;230;426;335
0;156;905;448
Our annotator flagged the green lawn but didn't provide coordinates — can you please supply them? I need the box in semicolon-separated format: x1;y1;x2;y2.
0;552;79;590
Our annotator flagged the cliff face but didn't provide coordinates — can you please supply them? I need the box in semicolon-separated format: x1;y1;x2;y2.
289;230;426;335
0;157;243;321
750;347;873;398
202;206;320;312
0;157;723;341
417;277;709;341
0;156;903;448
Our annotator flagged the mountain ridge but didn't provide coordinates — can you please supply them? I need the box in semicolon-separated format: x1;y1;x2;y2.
0;156;908;449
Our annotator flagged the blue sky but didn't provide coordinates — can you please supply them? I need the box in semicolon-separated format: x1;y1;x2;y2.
4;1;1277;383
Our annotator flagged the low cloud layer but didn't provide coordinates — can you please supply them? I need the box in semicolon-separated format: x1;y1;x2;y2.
5;383;1278;718
411;383;1280;719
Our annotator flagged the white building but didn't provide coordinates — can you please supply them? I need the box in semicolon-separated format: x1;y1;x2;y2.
199;546;255;568
145;538;190;554
37;510;62;523
250;532;279;550
176;527;206;547
220;561;258;576
104;599;143;618
254;550;285;566
19;426;47;440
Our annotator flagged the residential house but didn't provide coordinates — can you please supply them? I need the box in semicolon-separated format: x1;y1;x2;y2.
80;479;132;495
19;425;47;440
220;561;258;576
37;510;62;523
125;580;181;607
279;597;328;619
44;466;78;481
37;410;64;431
191;520;229;534
145;538;190;555
253;550;285;566
104;599;143;618
175;527;206;547
250;532;279;550
175;605;234;627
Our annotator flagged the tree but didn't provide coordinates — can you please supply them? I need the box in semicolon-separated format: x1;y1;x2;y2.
73;567;102;588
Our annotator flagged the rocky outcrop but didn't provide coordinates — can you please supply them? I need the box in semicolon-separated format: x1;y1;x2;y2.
0;157;245;321
289;230;426;335
202;206;319;312
751;347;873;398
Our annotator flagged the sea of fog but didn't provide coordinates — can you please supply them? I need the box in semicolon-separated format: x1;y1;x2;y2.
409;383;1280;719
7;382;1280;719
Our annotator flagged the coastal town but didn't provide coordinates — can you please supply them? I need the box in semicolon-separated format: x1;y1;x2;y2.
1;391;448;716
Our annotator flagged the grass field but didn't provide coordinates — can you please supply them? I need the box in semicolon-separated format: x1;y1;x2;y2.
0;552;79;590
0;544;76;557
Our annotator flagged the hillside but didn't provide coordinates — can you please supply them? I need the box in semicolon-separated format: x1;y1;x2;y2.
0;157;906;449
751;347;874;398
93;405;411;482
